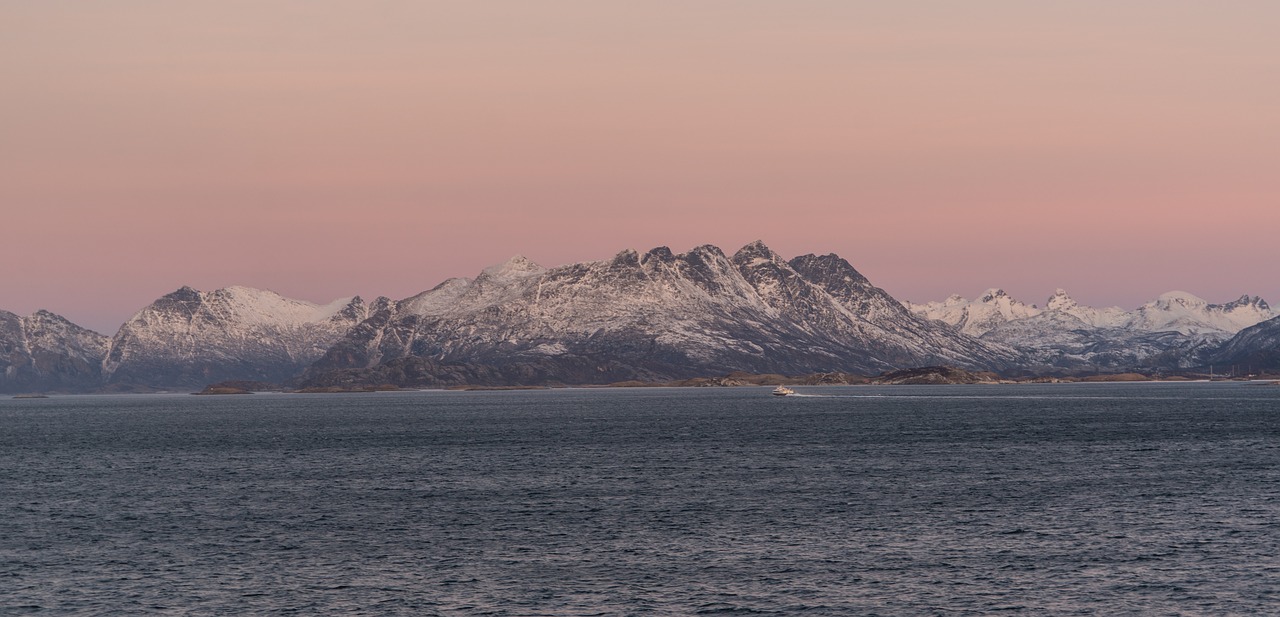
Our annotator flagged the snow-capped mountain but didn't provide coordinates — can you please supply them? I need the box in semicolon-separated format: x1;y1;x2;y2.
906;289;1042;337
103;286;371;388
1043;290;1131;329
1127;292;1273;336
5;245;1273;392
0;309;109;393
303;242;1019;387
913;288;1275;371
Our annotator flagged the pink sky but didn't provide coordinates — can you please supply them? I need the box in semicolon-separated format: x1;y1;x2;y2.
2;2;1277;334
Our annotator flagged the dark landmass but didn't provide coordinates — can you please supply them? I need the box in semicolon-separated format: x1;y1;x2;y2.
607;371;869;388
293;385;403;394
94;383;169;394
870;366;1002;385
217;380;283;391
193;386;252;395
1079;373;1150;382
445;385;552;391
12;394;49;399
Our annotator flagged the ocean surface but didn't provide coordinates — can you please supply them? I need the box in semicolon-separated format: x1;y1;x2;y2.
3;383;1279;615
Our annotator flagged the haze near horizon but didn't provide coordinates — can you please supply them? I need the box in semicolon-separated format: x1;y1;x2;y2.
3;2;1276;334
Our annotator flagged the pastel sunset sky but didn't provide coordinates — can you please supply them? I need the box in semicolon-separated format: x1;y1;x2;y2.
3;2;1277;333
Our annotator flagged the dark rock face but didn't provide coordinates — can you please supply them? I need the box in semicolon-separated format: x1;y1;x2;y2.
871;366;1000;385
0;310;109;393
1210;315;1280;371
303;242;1020;388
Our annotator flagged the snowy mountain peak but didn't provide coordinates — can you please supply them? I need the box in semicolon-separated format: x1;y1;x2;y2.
611;248;641;267
641;246;677;265
1225;295;1270;312
481;254;545;279
907;289;1040;337
0;308;109;393
1046;289;1077;310
1152;290;1207;307
102;286;373;388
979;289;1009;303
787;253;872;289
1130;291;1276;336
732;240;783;266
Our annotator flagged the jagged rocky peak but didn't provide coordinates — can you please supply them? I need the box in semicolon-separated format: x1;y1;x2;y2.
730;241;814;306
641;245;676;266
678;244;732;270
610;248;641;268
907;288;1041;337
732;239;784;266
1045;289;1077;310
980;288;1009;303
683;243;728;260
788;253;872;289
1224;294;1270;312
481;254;545;279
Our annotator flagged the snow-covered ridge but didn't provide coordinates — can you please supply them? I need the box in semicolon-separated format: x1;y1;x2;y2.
910;289;1274;337
905;289;1041;337
121;285;360;328
0;309;109;393
102;286;371;388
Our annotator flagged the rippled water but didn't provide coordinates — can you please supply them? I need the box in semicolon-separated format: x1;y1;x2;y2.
3;383;1280;615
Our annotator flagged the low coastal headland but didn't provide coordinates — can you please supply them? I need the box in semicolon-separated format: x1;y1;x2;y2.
182;367;1279;394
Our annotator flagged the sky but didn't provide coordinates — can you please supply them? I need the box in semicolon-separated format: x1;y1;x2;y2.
2;1;1277;334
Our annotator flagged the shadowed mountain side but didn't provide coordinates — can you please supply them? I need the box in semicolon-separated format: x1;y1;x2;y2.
1209;315;1280;371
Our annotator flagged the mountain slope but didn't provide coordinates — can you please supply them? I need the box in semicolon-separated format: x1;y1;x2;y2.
103;286;370;388
1208;315;1280;371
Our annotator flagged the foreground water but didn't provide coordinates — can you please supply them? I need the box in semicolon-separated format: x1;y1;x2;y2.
2;383;1279;615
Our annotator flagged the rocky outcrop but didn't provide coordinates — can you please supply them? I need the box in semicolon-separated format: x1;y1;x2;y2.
871;366;1002;385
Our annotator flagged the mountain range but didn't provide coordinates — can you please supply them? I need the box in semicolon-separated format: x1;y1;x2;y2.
2;242;1277;393
906;289;1275;373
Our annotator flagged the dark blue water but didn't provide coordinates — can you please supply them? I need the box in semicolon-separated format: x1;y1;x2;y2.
3;383;1279;615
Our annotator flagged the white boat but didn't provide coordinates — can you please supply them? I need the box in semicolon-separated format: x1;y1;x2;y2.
772;386;795;396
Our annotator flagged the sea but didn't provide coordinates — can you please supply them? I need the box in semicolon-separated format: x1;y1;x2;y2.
2;383;1279;615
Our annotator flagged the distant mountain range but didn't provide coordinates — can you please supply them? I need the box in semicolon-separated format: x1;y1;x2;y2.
3;242;1277;392
906;289;1275;373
